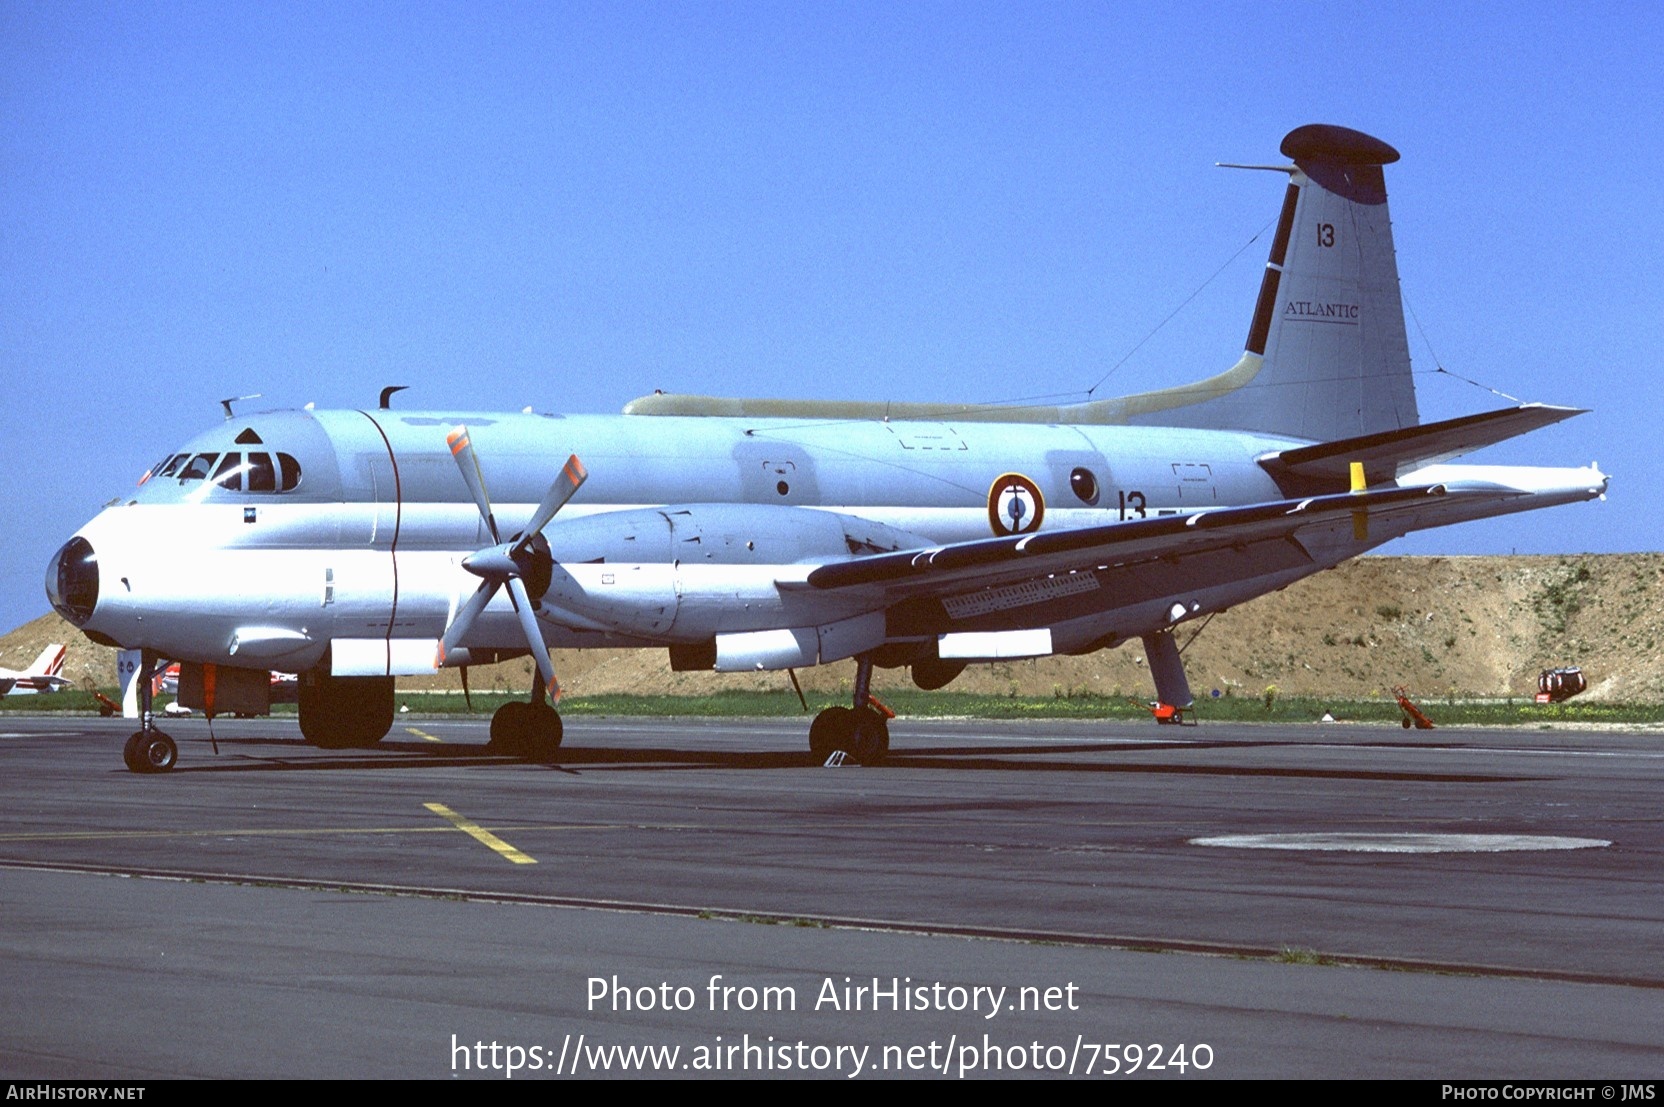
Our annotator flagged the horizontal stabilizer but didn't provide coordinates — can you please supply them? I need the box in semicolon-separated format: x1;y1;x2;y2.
1259;404;1586;488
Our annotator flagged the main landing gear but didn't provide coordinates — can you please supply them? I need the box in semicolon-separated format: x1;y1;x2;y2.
299;673;394;749
808;653;892;765
122;650;177;773
489;670;563;761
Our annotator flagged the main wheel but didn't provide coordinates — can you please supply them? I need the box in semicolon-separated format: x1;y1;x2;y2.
299;673;395;748
523;702;563;763
489;701;533;755
489;701;564;761
850;706;890;766
808;706;854;762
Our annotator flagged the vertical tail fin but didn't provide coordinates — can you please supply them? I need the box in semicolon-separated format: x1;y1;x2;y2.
1142;124;1420;441
29;644;66;677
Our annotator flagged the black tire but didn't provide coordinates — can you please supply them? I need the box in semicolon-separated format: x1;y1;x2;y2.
122;732;144;772
299;673;394;748
851;706;890;766
523;703;563;762
125;730;177;773
808;706;854;762
489;701;533;755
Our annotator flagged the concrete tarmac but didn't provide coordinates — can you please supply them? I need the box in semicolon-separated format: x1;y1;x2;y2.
1;713;1660;1079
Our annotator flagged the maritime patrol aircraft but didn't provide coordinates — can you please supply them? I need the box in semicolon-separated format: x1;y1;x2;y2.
46;124;1606;773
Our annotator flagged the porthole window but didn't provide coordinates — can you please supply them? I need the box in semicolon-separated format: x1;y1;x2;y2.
1069;466;1100;506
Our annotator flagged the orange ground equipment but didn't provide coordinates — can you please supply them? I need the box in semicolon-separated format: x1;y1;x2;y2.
1392;685;1435;729
1129;697;1197;726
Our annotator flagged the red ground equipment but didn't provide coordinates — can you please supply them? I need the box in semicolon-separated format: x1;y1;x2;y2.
1536;667;1587;704
1129;697;1197;726
1392;685;1435;730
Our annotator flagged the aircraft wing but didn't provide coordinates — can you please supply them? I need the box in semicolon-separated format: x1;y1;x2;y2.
800;481;1541;600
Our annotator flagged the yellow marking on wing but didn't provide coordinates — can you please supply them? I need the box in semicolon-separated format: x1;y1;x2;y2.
425;802;537;864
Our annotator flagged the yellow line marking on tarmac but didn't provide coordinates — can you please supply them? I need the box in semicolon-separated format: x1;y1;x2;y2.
0;822;687;844
405;727;442;742
424;802;538;864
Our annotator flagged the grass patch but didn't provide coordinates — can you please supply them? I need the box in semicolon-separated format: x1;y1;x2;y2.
1275;946;1332;966
11;688;1664;726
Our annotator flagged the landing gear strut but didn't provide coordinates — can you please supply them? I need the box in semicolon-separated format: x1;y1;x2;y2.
489;669;563;761
122;650;177;773
1141;629;1196;726
808;653;891;765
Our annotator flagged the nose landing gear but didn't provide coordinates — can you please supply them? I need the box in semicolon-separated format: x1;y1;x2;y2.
122;650;177;773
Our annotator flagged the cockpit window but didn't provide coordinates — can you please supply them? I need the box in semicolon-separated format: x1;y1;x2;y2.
211;453;243;491
153;446;301;494
246;452;276;492
231;451;300;492
178;453;219;480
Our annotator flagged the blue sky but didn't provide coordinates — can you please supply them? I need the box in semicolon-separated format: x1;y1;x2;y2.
4;1;1659;634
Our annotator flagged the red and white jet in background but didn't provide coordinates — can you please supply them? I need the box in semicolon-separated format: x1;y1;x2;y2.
0;645;71;696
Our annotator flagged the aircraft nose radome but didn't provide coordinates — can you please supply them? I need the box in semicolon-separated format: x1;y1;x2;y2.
46;536;99;627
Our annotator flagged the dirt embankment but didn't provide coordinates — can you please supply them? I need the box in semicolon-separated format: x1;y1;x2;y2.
7;554;1661;704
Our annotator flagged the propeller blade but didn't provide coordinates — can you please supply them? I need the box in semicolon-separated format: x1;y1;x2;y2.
513;454;588;557
506;576;559;698
447;425;500;543
437;578;501;664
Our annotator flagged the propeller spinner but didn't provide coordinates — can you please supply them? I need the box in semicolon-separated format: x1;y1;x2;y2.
439;425;588;698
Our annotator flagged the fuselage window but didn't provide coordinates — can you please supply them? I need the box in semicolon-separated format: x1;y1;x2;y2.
1070;466;1100;506
178;453;220;481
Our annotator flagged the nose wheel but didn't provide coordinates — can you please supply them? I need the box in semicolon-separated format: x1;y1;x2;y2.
121;650;178;773
122;728;177;773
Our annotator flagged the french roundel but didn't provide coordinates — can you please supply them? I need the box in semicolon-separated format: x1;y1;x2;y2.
987;472;1044;536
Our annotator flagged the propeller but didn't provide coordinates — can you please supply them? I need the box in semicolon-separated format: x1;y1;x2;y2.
437;425;588;699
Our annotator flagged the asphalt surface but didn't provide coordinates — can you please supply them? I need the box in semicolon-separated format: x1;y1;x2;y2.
2;712;1661;1079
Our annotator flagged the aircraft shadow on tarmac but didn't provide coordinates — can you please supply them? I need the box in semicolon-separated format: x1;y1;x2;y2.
127;732;1534;784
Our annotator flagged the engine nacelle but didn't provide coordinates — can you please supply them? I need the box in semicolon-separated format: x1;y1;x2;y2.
539;504;929;641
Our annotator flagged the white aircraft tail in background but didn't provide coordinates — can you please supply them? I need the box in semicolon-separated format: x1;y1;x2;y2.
0;644;71;696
